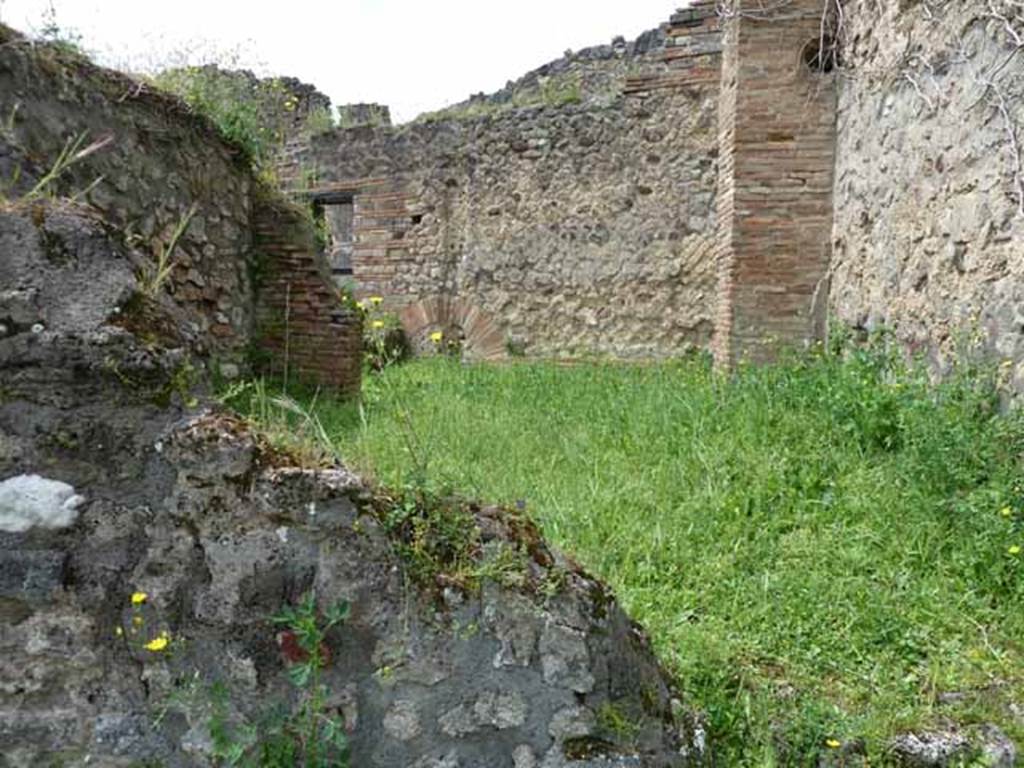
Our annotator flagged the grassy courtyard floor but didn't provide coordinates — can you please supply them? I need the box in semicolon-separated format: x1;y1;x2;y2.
229;341;1024;764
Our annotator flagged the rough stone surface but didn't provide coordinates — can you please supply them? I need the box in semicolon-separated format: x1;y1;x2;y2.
888;724;1017;767
0;123;702;768
280;8;722;360
0;26;256;362
0;25;362;393
831;1;1024;376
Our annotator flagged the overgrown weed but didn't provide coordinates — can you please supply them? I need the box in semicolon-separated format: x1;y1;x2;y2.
240;331;1024;764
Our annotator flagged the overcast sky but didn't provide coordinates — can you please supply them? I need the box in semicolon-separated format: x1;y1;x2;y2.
0;0;681;122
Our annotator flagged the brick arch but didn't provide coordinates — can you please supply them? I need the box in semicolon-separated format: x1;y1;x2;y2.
398;296;507;361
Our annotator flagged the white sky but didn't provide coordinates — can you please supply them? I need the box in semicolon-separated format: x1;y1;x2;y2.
0;0;682;122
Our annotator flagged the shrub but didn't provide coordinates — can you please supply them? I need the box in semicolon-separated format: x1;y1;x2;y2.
151;67;285;171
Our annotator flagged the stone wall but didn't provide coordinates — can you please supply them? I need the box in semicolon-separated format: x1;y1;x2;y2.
0;197;705;767
712;0;838;367
0;27;361;391
286;7;723;360
830;0;1024;375
0;27;255;361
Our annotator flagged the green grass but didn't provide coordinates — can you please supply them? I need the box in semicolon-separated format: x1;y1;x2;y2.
230;339;1024;764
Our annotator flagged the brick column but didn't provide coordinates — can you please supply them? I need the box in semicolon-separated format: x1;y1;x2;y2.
712;0;838;368
253;197;363;394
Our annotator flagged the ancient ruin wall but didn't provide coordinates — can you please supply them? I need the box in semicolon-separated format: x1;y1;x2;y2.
290;7;723;360
253;197;362;393
0;28;361;392
0;30;255;360
830;1;1024;373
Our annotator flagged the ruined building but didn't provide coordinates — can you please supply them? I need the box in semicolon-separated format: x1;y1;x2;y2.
280;0;1023;375
0;1;1022;765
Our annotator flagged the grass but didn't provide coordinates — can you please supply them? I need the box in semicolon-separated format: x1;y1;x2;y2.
228;337;1024;764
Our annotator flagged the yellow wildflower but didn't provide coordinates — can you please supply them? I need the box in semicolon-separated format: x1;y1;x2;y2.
115;626;123;637
372;320;385;329
825;739;841;749
369;296;383;305
429;331;444;343
130;591;147;605
1001;507;1013;518
1009;545;1022;556
132;615;144;627
144;631;171;652
355;301;366;311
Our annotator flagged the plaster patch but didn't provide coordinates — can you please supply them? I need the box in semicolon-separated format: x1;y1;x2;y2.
0;474;84;533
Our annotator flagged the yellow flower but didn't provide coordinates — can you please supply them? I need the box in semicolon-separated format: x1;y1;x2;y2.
429;331;443;343
144;631;170;652
132;615;144;627
369;296;383;305
825;739;841;749
372;320;385;329
115;626;123;637
1001;507;1013;518
1009;545;1022;556
130;591;147;605
355;301;366;311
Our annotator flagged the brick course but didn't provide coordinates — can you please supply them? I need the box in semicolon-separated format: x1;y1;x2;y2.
712;0;837;367
253;198;362;394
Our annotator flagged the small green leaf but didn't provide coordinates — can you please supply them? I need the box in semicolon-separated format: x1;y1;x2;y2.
288;662;312;687
326;600;350;625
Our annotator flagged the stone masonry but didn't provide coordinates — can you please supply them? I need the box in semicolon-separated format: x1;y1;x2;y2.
0;25;361;392
830;0;1024;377
278;7;724;360
265;0;1021;372
253;197;362;394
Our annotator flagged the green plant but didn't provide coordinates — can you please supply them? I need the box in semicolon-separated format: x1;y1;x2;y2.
156;594;350;767
20;131;111;202
413;72;583;124
335;104;389;129
138;203;197;298
376;484;482;588
240;328;1024;764
357;298;408;371
268;592;351;768
303;106;334;137
596;701;641;743
537;73;582;107
152;67;283;170
217;378;340;467
36;0;86;57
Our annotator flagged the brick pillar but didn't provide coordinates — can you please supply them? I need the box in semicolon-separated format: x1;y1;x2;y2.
253;197;363;395
712;0;838;368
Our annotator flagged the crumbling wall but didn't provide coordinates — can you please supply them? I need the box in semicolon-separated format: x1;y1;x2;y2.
0;27;361;391
253;197;362;393
0;27;256;361
291;8;723;360
830;0;1024;374
0;198;705;768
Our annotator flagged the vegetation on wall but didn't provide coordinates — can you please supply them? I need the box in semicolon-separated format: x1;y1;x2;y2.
150;66;287;173
415;72;583;124
228;332;1024;764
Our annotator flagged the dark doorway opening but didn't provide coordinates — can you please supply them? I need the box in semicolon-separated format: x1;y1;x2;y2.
311;191;355;281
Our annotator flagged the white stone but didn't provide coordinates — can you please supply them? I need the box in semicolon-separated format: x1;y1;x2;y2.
219;362;240;380
0;474;85;533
